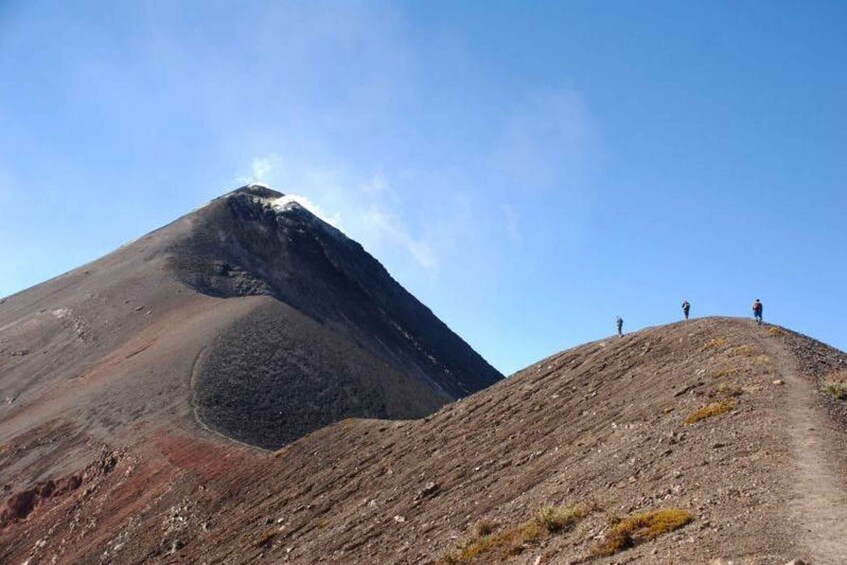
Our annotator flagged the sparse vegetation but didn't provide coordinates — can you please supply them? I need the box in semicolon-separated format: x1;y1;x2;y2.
825;382;847;401
714;367;740;379
685;400;735;424
535;501;596;533
703;338;727;350
592;508;693;557
473;519;497;537
442;501;597;563
767;327;784;336
605;509;622;526
716;382;743;398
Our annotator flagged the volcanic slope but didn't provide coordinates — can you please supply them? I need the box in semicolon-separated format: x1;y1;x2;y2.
0;184;502;455
3;318;847;564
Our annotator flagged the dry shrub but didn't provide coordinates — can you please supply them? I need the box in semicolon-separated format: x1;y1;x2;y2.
685;400;734;425
535;501;596;534
442;501;597;563
592;508;693;557
444;527;525;563
519;519;544;543
767;327;784;336
703;338;727;350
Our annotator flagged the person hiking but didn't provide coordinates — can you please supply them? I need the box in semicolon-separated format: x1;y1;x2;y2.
682;300;690;320
616;316;623;337
752;299;763;325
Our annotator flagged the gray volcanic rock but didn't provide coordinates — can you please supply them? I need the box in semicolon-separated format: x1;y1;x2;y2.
194;300;448;449
171;185;499;399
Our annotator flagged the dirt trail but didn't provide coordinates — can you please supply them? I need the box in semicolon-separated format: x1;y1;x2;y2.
759;331;847;564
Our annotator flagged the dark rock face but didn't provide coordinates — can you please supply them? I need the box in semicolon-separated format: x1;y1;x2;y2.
172;186;503;447
194;301;447;449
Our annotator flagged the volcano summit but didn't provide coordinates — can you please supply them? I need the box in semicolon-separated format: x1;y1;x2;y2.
0;185;502;451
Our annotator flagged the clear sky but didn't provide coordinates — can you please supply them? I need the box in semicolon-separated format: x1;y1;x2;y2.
1;1;844;374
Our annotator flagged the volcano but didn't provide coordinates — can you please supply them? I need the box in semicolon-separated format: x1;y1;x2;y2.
0;185;502;451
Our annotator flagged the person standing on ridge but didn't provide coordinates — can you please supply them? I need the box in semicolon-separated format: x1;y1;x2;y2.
682;300;691;320
616;316;624;337
752;299;763;325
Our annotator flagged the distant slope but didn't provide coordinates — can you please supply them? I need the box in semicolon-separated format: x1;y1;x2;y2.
3;318;846;564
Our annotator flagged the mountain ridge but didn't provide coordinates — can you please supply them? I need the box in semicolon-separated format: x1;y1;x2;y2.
3;317;847;563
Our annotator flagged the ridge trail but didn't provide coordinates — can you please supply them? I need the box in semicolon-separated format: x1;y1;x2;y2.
758;330;847;564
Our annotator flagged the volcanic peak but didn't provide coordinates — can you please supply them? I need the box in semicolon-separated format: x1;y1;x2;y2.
229;183;283;200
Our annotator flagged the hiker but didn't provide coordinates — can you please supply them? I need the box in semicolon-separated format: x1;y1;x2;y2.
752;298;763;325
616;316;623;337
682;300;690;320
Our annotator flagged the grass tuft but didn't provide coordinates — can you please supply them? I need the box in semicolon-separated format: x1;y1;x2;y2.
767;327;784;336
591;508;693;557
685;400;734;425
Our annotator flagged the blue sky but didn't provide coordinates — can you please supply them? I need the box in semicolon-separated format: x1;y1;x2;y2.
1;1;844;374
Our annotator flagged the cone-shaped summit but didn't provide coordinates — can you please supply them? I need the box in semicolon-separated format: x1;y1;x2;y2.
0;186;502;450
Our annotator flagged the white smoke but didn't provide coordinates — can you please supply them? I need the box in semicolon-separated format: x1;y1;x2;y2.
272;194;341;227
